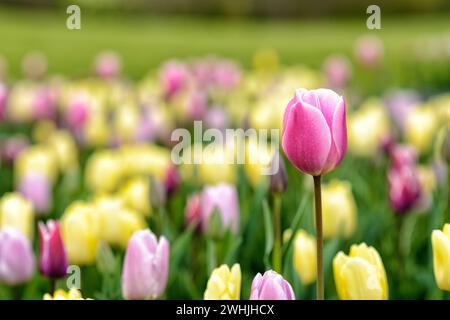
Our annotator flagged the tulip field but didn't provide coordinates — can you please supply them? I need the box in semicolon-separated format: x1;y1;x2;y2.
0;8;449;301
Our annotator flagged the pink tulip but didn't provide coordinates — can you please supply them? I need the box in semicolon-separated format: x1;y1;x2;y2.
200;184;239;234
0;227;35;285
66;98;89;130
164;164;180;196
389;145;417;170
323;55;352;88
122;229;169;300
185;193;201;228
32;86;56;120
95;51;121;79
282;88;347;176
204;107;229;131
1;135;28;165
384;90;421;132
388;164;422;214
354;35;383;68
249;270;295;300
18;172;52;215
0;83;7;121
38;220;68;278
160;61;189;99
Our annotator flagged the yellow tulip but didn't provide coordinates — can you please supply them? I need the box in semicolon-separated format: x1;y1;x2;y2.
93;195;146;248
322;180;357;239
244;138;275;187
348;99;390;157
431;224;450;291
118;176;152;216
61;201;99;265
198;144;236;185
44;288;89;300
204;264;241;300
293;230;317;285
113;103;140;143
405;106;438;153
47;130;79;171
15;144;58;183
84;110;109;147
0;192;34;239
32;120;57;143
85;150;124;193
333;243;388;300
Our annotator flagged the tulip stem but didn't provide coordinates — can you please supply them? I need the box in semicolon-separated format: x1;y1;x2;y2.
313;175;324;300
49;278;56;296
272;193;282;274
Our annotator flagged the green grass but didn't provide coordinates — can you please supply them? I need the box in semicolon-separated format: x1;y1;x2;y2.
0;7;449;80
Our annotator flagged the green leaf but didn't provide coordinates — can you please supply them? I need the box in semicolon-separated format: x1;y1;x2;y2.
282;196;308;262
168;225;194;284
262;199;274;269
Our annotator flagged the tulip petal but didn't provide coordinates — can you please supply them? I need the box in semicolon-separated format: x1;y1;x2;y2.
282;100;331;175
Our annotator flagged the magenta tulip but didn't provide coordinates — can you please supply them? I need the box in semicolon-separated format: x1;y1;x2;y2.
122;229;169;300
0;227;35;285
160;61;189;99
282;88;347;176
38;220;68;278
249;270;295;300
200;184;239;234
0;83;7;121
66;98;89;130
18;172;52;215
388;160;422;214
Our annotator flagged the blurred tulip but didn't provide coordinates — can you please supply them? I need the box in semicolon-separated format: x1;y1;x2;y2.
95;51;121;79
282;88;347;176
94;195;146;248
164;164;180;195
244;138;275;187
22;51;47;79
119;176;151;216
201;183;239;236
431;224;450;291
404;106;438;153
204;107;229;131
0;227;35;285
44;288;89;300
185;193;202;228
65;96;89;130
333;243;388;300
323;55;352;88
0;83;7;121
249;270;295;300
384;90;421;132
354;35;383;68
348;98;390;157
61;201;99;265
38;220;68;278
0;135;28;165
293;230;317;285
269;152;288;194
85;150;123;193
18;172;52;215
389;144;417;169
160;61;189;99
252;48;279;75
204;264;241;300
15;144;58;183
122;229;169;300
32;86;56;120
322;180;357;239
47;130;79;171
0;192;34;239
197;144;236;184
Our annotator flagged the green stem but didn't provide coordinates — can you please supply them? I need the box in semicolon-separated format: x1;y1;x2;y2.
272;193;282;273
313;175;324;300
396;214;406;280
49;278;56;296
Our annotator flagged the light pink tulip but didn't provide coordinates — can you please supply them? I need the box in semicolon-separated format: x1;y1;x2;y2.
323;55;352;88
200;184;239;234
0;83;7;121
354;35;383;68
160;61;189;99
122;229;169;300
18;172;52;215
282;88;347;176
249;270;295;300
66;98;89;130
185;193;201;228
95;51;121;79
0;227;35;285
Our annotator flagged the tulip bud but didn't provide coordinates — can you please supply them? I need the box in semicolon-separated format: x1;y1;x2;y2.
0;192;34;239
293;230;317;285
0;227;35;285
61;201;99;265
44;288;89;300
18;172;52;215
185;193;201;228
38;220;68;278
122;229;169;300
333;243;388;300
269;152;288;194
282;88;347;176
200;184;239;235
387;163;422;214
119;176;151;216
431;224;450;291
322;180;357;239
204;264;241;300
249;270;295;300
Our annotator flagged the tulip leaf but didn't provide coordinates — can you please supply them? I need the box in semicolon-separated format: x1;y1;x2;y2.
262;199;274;269
168;225;194;285
282;196;308;262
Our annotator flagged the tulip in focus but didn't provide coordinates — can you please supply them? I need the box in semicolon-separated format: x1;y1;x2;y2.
321;180;357;239
333;243;388;300
201;183;239;236
249;270;295;300
61;201;99;265
431;224;450;291
44;288;89;300
122;229;169;300
0;227;35;285
204;264;241;300
38;220;68;279
293;230;317;285
282;88;347;176
0;192;34;239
